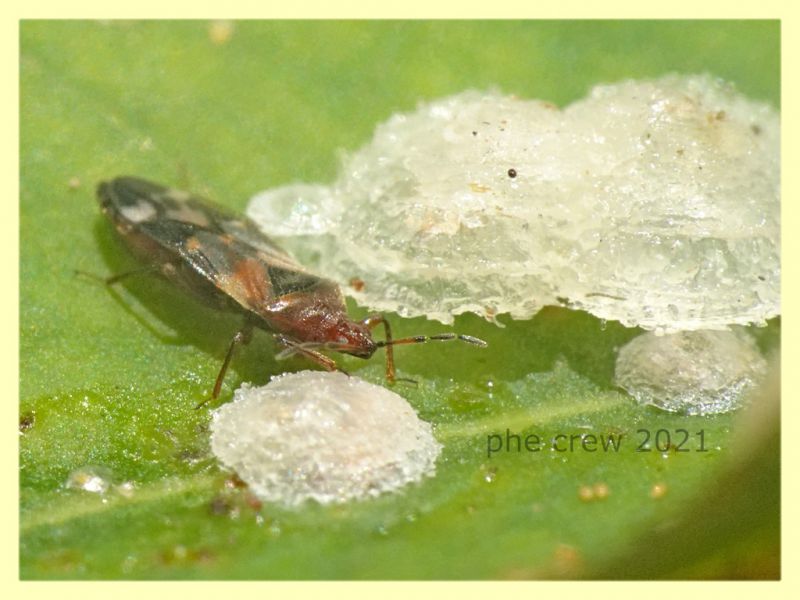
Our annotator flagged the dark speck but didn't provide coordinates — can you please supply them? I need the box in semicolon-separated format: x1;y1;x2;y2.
209;495;232;516
19;411;35;433
758;275;766;281
507;168;517;178
472;131;477;136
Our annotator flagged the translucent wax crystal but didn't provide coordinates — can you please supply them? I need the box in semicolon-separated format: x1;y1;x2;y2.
248;74;779;331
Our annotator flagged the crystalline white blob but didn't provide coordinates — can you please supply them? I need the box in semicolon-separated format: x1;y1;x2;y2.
210;371;442;506
614;329;768;415
248;74;779;331
64;466;112;494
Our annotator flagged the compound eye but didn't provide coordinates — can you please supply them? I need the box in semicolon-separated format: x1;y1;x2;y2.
337;336;349;345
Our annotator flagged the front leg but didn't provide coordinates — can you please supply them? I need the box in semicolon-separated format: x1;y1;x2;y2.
274;334;346;374
360;314;396;382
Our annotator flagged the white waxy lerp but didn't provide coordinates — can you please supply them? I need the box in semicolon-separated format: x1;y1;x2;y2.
248;74;779;333
614;329;768;415
210;371;442;506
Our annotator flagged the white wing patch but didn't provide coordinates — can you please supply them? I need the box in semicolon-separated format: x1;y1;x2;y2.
119;199;157;223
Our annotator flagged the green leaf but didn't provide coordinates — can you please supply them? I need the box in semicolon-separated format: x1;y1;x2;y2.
20;20;780;579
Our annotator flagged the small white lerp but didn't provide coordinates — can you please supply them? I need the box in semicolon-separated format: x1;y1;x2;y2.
210;371;442;506
614;329;768;415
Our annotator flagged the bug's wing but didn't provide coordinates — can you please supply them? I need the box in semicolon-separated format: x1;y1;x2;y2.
99;176;328;312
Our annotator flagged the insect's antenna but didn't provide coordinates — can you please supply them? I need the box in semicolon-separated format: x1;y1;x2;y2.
361;314;487;384
376;333;489;348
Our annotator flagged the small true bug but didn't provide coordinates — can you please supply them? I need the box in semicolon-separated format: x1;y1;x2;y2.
97;177;487;402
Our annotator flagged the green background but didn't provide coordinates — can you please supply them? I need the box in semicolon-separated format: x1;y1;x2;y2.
20;20;780;579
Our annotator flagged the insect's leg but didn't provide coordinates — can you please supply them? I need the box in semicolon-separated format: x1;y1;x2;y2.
75;265;161;286
79;264;185;342
360;314;398;383
274;334;343;374
196;323;255;409
105;266;161;285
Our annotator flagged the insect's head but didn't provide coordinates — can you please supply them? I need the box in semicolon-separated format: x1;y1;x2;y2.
328;318;379;359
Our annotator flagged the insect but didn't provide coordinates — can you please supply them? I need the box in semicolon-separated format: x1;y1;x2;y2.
96;176;487;403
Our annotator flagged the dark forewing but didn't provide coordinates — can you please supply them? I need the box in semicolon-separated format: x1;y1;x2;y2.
98;176;326;313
